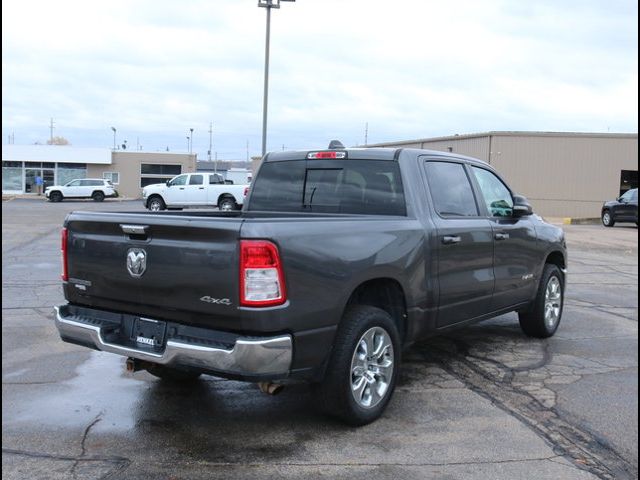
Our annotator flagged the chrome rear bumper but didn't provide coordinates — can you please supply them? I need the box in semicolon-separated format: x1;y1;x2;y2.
54;305;292;377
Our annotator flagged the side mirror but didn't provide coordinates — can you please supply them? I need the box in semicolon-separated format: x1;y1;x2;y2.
166;180;171;187
512;194;533;217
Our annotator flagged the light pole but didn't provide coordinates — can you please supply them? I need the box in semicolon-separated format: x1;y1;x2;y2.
186;136;190;152
258;0;295;157
111;127;116;150
189;128;194;154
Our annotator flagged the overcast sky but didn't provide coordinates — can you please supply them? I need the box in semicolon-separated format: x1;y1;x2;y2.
2;0;638;161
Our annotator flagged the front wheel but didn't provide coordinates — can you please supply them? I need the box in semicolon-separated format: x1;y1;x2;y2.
49;191;63;202
313;305;400;426
147;196;166;212
519;264;564;338
602;210;615;227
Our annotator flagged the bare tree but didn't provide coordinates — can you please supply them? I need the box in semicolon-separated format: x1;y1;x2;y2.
47;136;70;145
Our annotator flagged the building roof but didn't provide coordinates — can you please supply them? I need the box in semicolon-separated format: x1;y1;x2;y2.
2;145;112;164
365;131;638;147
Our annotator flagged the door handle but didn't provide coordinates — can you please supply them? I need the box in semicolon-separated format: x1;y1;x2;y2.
442;235;461;245
179;187;185;190
198;187;205;189
494;233;510;241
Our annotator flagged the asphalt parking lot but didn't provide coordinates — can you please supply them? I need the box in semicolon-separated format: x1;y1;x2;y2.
2;198;638;480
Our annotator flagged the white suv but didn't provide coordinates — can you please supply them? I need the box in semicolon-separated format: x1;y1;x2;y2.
45;179;119;202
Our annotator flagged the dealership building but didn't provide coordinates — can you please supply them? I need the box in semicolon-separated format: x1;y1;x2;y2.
368;131;638;218
2;145;196;199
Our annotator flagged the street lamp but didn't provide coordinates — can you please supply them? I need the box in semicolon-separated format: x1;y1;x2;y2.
189;128;194;154
186;136;190;152
258;0;295;157
111;127;116;150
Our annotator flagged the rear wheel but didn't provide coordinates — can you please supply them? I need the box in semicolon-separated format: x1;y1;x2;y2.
49;191;63;202
92;191;105;202
313;305;400;426
602;210;615;227
519;264;564;338
144;364;202;382
218;197;238;211
147;196;166;212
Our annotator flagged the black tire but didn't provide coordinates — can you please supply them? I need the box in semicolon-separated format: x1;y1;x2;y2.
144;364;202;383
147;196;166;212
519;264;564;338
313;305;400;426
92;191;105;202
601;210;615;227
218;197;238;211
49;191;63;202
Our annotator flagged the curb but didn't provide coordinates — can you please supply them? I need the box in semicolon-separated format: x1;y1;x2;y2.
562;217;600;225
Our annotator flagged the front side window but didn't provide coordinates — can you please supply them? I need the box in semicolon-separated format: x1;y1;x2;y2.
169;175;188;186
472;167;513;217
189;174;203;185
425;162;478;217
620;189;636;202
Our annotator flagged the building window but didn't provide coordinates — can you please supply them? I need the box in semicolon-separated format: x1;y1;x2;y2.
140;163;181;188
57;163;87;185
2;161;23;192
103;172;120;185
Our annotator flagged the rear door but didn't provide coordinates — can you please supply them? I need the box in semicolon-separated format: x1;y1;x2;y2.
422;159;494;327
469;166;539;310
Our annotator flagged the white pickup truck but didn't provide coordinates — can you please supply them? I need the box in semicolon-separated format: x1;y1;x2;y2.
142;172;248;211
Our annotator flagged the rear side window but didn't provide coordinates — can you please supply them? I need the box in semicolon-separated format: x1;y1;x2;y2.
425;162;478;217
249;160;406;215
189;175;203;185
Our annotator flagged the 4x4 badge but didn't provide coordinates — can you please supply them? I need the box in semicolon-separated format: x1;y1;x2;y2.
126;248;147;277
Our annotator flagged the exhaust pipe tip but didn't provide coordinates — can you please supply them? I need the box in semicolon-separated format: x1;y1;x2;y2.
258;381;285;395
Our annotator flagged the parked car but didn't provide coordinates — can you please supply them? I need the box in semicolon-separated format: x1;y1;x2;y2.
601;188;638;227
54;144;567;425
142;172;247;211
45;178;118;202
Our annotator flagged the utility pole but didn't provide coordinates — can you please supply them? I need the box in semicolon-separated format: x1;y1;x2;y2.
364;122;368;146
208;122;213;162
258;0;296;157
246;140;250;162
49;118;55;143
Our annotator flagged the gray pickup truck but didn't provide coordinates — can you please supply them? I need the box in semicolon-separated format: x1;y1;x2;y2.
55;144;567;425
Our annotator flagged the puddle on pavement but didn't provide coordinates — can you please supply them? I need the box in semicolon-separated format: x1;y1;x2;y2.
12;351;148;433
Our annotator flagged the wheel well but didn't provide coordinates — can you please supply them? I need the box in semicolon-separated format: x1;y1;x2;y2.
217;194;235;205
545;251;566;270
346;278;407;342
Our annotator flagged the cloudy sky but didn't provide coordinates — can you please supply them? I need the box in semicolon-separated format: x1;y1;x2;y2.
2;0;637;161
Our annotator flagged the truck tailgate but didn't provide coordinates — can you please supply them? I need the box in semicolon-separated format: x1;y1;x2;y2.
64;212;243;330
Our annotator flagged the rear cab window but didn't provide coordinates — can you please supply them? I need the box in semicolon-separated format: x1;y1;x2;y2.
249;159;406;215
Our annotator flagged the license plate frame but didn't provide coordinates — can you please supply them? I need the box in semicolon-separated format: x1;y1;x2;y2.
132;317;167;348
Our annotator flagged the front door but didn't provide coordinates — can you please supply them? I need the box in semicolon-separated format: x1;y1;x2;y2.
469;166;539;310
165;174;188;205
423;159;495;327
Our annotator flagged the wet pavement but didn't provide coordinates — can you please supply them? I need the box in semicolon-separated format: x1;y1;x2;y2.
2;199;638;479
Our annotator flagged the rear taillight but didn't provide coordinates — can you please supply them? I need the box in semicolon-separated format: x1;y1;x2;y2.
61;228;69;281
243;186;249;197
240;240;286;307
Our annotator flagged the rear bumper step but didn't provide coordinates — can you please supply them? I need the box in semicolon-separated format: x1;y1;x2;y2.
54;304;292;377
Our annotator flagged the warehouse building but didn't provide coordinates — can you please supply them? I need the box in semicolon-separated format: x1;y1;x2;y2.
368;131;638;218
2;145;196;198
